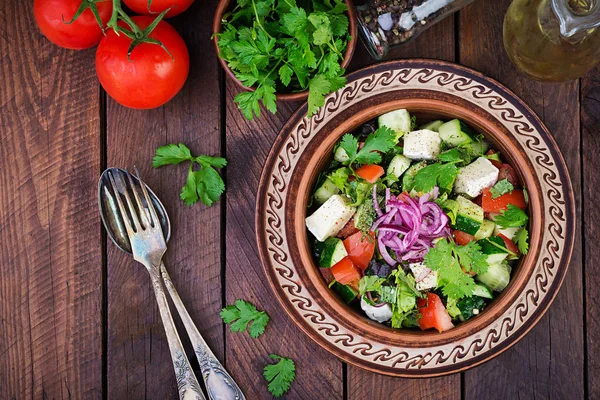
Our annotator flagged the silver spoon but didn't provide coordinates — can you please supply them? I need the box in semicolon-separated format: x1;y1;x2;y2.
99;168;245;400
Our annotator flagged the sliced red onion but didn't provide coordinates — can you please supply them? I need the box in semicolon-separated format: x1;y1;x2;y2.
366;292;388;307
373;185;383;217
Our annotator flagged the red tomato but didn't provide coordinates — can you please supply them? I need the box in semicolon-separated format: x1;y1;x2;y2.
355;164;385;183
96;16;189;109
498;234;520;256
343;231;376;270
481;188;527;213
331;257;361;286
453;230;476;246
498;164;520;188
486;149;502;168
34;0;112;50
122;0;194;18
336;219;360;239
417;293;455;333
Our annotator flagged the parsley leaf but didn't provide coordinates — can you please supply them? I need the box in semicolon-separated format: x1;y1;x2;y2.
490;179;514;198
514;227;529;255
220;299;270;338
354;126;396;165
424;239;488;300
153;143;227;207
264;354;296;398
413;163;459;193
494;204;529;228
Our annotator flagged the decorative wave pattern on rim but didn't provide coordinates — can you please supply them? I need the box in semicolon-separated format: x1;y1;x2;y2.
262;66;569;371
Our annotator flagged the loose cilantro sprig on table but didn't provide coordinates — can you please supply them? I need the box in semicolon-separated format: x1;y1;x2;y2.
264;354;296;397
216;0;351;120
424;239;489;300
490;179;514;198
494;204;529;228
338;126;397;166
152;143;226;206
220;299;270;338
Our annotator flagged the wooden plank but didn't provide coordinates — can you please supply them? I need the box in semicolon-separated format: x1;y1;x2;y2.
0;0;103;398
224;88;344;398
582;65;600;398
105;2;223;398
459;1;584;398
348;16;460;400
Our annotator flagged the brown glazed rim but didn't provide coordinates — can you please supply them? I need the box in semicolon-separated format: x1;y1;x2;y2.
212;0;357;102
255;59;576;377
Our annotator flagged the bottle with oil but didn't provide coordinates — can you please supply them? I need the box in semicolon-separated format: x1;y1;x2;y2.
503;0;600;81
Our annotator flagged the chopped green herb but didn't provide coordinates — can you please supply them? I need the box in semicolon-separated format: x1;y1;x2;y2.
220;299;269;338
514;227;529;255
339;126;397;166
494;204;529;228
412;163;459;193
264;354;296;398
490;179;514;198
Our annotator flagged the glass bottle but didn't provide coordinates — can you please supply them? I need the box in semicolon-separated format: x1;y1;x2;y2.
356;0;476;60
503;0;600;81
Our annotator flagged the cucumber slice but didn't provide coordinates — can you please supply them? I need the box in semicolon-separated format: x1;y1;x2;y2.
319;237;348;268
463;140;489;156
402;161;427;192
453;215;481;236
477;262;511;292
332;281;358;303
474;219;495;240
472;284;493;299
314;178;340;205
486;253;508;264
438;119;475;147
387;154;412;178
420;120;444;132
456;195;484;223
378;109;412;139
334;146;350;163
478;236;510;255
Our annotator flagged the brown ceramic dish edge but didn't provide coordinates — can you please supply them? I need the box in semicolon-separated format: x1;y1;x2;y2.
255;59;576;377
212;0;357;101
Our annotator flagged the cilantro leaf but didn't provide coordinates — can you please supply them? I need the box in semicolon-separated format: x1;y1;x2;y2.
514;227;529;255
308;74;332;116
490;179;514;198
153;143;227;207
328;167;350;190
264;354;296;398
338;134;358;162
354;126;397;165
413;163;459;193
494;204;529;228
424;239;488;300
278;64;293;86
358;275;385;296
220;299;270;338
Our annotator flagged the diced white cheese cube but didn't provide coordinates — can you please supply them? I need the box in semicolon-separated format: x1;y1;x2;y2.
453;157;499;197
360;296;393;323
409;262;438;291
403;129;441;160
305;195;356;242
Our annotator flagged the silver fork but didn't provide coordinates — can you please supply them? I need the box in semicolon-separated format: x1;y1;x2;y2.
107;169;206;400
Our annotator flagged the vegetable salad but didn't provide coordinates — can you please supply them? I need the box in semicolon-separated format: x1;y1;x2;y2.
306;109;530;332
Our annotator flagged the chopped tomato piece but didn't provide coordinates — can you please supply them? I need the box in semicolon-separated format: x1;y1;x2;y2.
481;188;527;213
355;164;385;183
486;149;502;168
331;257;361;286
498;163;520;188
417;293;455;333
453;230;476;246
336;219;360;239
343;231;376;270
498;233;520;256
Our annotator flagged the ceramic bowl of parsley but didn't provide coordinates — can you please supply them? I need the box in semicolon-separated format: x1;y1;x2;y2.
213;0;357;119
255;59;576;377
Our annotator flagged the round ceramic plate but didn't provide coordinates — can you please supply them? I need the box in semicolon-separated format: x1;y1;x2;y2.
255;59;575;377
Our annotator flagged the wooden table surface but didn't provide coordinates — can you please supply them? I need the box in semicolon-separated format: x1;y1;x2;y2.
1;0;598;398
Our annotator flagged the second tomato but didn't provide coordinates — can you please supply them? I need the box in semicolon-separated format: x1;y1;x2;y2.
96;17;189;109
122;0;194;17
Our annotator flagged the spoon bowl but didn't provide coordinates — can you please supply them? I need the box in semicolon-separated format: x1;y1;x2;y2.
98;167;171;254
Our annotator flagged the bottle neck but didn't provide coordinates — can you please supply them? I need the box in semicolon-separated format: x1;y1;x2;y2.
552;0;600;37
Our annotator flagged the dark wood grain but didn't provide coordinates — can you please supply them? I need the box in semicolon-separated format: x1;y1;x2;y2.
224;85;344;398
583;64;600;398
348;15;461;400
105;2;224;398
460;1;584;398
0;1;103;398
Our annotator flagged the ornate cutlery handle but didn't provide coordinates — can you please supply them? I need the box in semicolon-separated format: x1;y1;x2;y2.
149;269;206;400
161;263;245;400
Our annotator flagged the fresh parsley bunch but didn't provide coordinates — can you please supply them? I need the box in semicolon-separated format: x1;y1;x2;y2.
216;0;351;120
